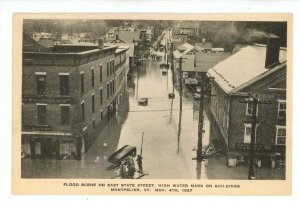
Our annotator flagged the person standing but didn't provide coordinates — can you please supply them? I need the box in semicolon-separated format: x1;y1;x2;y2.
136;155;143;174
119;161;125;178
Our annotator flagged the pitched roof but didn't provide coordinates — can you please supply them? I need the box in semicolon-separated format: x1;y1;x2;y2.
181;43;195;55
195;52;231;72
173;50;182;59
207;44;287;94
177;45;186;51
232;43;248;54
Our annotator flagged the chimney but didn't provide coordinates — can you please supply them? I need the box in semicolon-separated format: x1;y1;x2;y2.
97;38;104;49
265;36;280;68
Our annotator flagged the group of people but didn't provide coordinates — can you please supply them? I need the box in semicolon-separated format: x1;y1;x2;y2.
118;154;143;179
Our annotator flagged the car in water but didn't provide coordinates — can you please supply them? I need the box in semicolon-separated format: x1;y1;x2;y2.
138;98;148;106
108;145;137;166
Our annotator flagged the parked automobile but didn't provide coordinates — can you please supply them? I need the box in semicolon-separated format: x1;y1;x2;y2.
168;93;175;99
138;98;148;106
108;145;137;166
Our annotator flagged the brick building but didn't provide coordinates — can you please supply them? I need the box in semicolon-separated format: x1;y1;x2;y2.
22;39;129;160
207;37;287;166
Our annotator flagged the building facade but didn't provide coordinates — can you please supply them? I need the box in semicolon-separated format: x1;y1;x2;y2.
207;38;287;167
22;40;129;160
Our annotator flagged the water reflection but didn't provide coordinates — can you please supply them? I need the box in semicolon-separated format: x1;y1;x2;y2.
117;60;208;179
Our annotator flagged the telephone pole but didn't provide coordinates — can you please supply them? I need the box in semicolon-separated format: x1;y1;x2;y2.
248;95;258;180
178;57;183;111
196;73;212;162
197;82;204;161
242;93;271;180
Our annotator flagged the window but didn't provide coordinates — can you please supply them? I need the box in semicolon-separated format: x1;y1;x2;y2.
92;119;96;130
111;61;114;74
110;61;113;75
60;105;70;125
91;68;95;88
80;72;84;93
107;62;109;77
100;110;103;120
36;74;46;95
100;88;103;105
110;81;113;96
113;80;115;94
92;94;95;113
107;83;110;98
246;102;258;116
99;65;103;82
243;124;257;144
276;126;286;145
81;101;85;122
59;74;69;95
37;104;47;125
278;100;286;119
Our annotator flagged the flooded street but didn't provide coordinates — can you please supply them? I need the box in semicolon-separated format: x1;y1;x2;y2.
22;60;284;180
117;60;210;179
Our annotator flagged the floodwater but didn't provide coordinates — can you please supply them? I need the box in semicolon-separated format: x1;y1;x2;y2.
21;60;285;180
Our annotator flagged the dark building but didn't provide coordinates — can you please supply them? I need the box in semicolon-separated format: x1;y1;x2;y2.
207;37;287;167
22;39;129;160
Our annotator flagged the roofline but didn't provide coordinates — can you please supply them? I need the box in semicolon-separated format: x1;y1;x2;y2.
228;61;287;94
116;46;130;54
253;43;287;51
24;46;118;56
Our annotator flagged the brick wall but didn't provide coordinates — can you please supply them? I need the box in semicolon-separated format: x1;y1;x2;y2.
210;81;231;145
22;103;73;132
210;66;286;151
22;66;79;97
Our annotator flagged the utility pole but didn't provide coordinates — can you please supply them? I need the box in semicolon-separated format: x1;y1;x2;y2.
241;93;271;180
197;80;204;161
248;95;258;180
170;42;175;92
196;73;212;162
178;57;183;112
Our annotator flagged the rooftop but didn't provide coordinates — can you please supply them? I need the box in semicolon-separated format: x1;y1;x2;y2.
195;52;231;72
23;44;119;66
207;44;287;94
182;55;195;72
